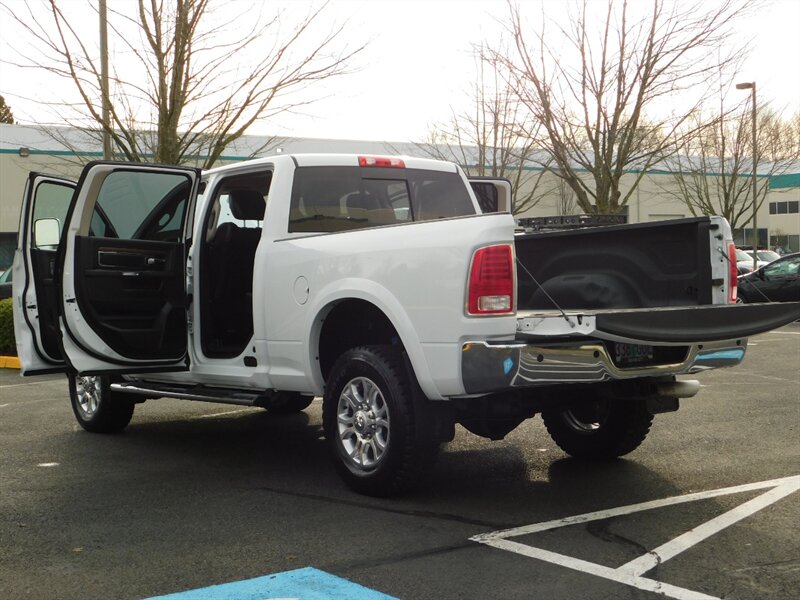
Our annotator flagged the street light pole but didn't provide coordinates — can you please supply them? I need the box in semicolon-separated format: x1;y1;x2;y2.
736;81;758;272
99;0;111;160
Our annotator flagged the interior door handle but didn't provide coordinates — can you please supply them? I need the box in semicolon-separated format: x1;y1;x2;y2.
146;257;166;266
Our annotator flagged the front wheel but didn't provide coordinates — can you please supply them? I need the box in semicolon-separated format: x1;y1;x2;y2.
323;346;439;497
541;397;653;459
68;374;134;433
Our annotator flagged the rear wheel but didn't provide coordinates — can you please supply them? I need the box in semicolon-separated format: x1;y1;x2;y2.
323;345;439;496
541;397;653;459
68;374;134;433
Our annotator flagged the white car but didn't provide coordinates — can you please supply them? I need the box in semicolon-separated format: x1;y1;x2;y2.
747;249;780;264
735;248;769;274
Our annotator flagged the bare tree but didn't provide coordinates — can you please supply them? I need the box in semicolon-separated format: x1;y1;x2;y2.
664;100;800;230
0;95;13;124
497;0;754;214
418;43;553;215
1;0;364;167
554;177;578;216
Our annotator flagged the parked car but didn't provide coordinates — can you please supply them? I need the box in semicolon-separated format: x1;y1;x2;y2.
735;248;769;274
738;252;800;303
747;249;781;264
0;269;11;300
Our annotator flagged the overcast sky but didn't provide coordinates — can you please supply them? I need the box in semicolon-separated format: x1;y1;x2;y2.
1;0;798;143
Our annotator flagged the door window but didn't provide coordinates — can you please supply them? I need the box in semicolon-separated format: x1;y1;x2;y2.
91;171;192;241
30;181;73;248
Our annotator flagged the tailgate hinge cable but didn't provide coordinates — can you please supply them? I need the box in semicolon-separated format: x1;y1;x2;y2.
515;258;574;328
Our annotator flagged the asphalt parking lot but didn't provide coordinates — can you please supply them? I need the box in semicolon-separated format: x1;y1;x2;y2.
1;323;798;600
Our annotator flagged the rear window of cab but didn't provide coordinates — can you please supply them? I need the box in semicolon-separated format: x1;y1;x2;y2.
289;166;475;233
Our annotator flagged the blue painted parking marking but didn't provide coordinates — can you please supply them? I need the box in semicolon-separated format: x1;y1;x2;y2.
146;567;397;600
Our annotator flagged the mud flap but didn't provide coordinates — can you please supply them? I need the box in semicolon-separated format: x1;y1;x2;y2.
402;353;456;444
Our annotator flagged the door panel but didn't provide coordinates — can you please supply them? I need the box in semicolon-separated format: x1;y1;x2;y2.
29;247;62;360
12;174;76;375
74;237;186;360
59;162;200;372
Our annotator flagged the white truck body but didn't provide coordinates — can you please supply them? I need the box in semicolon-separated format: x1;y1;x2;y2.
12;154;800;496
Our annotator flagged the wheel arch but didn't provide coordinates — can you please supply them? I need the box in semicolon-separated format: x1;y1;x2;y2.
306;282;439;399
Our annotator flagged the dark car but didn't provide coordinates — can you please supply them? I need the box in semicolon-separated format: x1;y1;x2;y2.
737;252;800;303
0;269;11;300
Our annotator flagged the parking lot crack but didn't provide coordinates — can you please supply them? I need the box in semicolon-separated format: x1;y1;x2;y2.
256;485;513;529
587;519;650;556
328;541;474;573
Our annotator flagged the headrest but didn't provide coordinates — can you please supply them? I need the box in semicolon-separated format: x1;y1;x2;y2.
345;192;373;211
228;189;265;220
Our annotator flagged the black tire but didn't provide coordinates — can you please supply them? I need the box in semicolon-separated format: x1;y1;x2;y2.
322;345;439;497
541;397;653;459
68;374;134;433
267;392;314;415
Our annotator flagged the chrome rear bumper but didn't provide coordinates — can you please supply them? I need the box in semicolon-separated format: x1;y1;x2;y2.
461;338;746;395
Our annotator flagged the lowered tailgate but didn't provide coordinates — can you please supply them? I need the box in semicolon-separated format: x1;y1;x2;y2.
516;302;800;343
461;302;800;394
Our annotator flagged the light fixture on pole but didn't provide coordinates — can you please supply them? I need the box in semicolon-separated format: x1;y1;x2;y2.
736;81;758;272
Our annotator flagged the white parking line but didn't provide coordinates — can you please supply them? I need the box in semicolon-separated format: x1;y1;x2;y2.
482;539;718;600
472;475;799;600
0;380;61;389
616;479;799;576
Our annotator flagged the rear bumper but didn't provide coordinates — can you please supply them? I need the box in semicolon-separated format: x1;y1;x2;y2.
463;301;800;395
461;338;746;394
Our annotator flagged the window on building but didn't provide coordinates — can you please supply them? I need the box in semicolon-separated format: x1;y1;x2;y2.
769;201;799;214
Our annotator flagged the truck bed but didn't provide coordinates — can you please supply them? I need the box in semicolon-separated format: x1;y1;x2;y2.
515;217;717;311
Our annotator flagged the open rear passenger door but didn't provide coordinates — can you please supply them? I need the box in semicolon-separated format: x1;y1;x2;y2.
12;173;76;374
57;162;200;374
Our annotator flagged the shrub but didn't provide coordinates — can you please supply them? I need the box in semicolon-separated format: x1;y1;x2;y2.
0;298;15;355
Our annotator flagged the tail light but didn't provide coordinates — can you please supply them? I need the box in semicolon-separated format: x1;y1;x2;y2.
358;156;405;168
727;242;738;303
467;244;515;315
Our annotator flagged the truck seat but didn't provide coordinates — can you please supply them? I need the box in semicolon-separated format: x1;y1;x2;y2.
206;189;265;355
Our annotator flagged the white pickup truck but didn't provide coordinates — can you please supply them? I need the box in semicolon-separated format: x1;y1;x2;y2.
12;154;800;496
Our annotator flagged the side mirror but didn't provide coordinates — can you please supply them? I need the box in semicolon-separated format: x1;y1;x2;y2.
33;218;60;248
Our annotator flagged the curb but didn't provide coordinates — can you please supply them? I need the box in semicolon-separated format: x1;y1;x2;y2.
0;356;20;369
